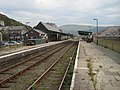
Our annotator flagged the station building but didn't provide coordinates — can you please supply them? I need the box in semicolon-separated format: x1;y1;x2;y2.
34;22;69;41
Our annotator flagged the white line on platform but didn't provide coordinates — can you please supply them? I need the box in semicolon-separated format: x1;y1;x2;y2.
70;41;80;90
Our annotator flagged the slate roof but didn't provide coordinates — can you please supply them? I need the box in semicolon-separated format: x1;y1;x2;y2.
98;26;120;37
33;29;46;34
0;26;7;31
0;26;26;31
23;28;46;35
9;26;26;30
41;22;60;33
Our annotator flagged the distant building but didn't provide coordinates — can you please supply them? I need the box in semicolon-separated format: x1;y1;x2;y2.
0;20;4;26
0;26;8;41
9;26;27;41
1;26;27;41
0;31;2;41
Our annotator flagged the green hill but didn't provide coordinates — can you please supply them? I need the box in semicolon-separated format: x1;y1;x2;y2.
0;13;24;26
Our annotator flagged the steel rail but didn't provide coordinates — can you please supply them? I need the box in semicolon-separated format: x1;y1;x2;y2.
26;42;75;90
0;43;70;87
0;42;67;73
58;43;77;90
0;41;70;71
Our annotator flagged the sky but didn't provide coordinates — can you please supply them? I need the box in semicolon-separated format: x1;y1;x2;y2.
0;0;120;27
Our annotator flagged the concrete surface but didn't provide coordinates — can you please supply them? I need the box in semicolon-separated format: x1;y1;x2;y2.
71;41;120;90
0;40;69;57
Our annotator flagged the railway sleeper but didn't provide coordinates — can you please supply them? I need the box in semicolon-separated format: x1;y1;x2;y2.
0;72;14;75
8;79;17;83
0;82;10;88
0;78;16;88
0;42;72;89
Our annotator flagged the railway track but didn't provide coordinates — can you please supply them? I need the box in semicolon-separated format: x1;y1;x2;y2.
0;41;70;70
0;41;69;73
27;41;78;90
0;41;75;90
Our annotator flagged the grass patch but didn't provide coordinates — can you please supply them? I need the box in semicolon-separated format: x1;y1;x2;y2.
61;44;77;90
83;46;87;56
87;58;98;90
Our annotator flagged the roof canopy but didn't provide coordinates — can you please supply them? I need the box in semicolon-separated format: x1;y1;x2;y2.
78;31;92;35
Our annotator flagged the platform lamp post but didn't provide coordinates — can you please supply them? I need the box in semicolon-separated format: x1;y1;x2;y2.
26;22;30;30
93;19;98;45
26;22;30;25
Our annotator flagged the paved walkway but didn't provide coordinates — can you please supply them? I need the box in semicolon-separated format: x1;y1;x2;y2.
71;41;120;90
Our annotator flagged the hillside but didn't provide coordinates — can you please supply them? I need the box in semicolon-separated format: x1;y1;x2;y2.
0;13;24;26
59;24;107;35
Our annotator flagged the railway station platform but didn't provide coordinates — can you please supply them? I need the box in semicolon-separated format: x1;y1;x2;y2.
0;40;70;67
70;40;120;90
0;40;69;57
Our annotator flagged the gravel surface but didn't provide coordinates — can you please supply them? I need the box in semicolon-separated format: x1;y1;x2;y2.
0;42;72;90
36;44;76;90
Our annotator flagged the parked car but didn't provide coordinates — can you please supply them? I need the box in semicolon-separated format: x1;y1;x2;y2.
16;41;23;44
0;41;6;46
4;41;18;46
26;40;35;46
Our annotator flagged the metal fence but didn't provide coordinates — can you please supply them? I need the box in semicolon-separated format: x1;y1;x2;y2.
93;36;120;53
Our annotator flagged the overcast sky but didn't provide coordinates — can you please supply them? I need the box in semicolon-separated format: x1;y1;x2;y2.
0;0;120;27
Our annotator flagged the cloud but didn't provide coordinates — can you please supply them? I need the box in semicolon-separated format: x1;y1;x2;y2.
0;0;120;26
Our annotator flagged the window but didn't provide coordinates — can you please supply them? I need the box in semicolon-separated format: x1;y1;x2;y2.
41;34;45;36
31;36;33;39
26;34;28;36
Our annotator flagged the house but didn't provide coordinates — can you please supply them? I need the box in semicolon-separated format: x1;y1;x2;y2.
0;26;6;41
0;29;3;47
0;20;4;26
0;31;2;42
23;28;47;45
35;22;68;41
2;26;27;41
24;28;47;39
97;26;120;37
